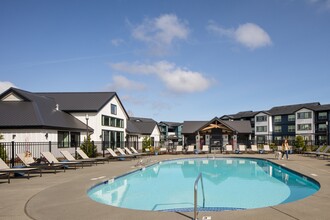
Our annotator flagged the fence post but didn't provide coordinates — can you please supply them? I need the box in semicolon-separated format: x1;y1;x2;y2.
75;144;78;159
49;141;52;153
102;141;105;157
11;141;15;168
92;141;95;157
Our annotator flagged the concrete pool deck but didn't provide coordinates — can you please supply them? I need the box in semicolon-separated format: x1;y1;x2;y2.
0;153;329;220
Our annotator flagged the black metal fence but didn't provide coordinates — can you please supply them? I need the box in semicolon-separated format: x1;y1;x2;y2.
0;139;323;168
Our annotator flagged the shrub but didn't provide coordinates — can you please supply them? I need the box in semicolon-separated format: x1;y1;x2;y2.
80;135;97;158
0;134;6;161
142;137;151;152
295;135;305;151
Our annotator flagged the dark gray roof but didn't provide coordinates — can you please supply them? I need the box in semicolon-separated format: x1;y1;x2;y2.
127;119;158;135
308;104;330;111
268;102;320;115
129;117;157;123
221;111;259;120
159;121;183;127
0;88;92;131
37;92;117;112
182;121;209;134
221;120;252;133
182;118;252;134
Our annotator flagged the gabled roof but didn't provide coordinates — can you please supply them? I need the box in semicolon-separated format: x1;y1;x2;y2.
221;120;252;133
0;88;92;131
308;104;330;111
221;111;259;120
182;117;252;134
159;121;183;127
182;121;208;134
127;117;158;135
268;102;320;115
36;92;117;112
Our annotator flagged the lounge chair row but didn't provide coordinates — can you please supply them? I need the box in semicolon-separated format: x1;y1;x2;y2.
303;145;330;159
223;144;273;154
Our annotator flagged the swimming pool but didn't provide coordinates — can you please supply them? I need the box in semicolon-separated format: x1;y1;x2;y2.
87;158;319;212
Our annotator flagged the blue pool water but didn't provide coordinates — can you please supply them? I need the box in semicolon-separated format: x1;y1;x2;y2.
87;158;319;211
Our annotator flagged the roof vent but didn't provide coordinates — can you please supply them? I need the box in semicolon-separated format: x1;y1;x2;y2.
56;104;59;111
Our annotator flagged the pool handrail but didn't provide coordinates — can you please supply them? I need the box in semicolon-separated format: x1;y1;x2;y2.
194;173;205;220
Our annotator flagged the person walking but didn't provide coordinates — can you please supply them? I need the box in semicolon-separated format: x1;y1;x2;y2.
281;139;289;160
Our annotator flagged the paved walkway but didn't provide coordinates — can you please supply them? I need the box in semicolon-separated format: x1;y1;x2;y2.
0;153;329;220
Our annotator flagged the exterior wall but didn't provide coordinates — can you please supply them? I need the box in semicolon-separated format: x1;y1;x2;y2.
254;112;271;143
150;125;160;142
296;108;315;143
72;95;128;143
0;129;57;142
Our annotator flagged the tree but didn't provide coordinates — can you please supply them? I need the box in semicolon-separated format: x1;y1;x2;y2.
0;134;6;161
80;135;97;158
142;136;151;152
295;135;305;151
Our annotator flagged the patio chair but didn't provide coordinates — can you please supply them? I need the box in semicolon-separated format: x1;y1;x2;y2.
238;145;246;154
60;150;97;166
313;146;330;158
174;145;183;154
263;145;272;153
76;149;108;164
41;152;82;169
159;147;167;154
303;146;323;156
225;145;233;154
124;147;142;157
17;152;63;173
250;145;259;153
186;145;195;154
0;157;42;183
106;148;134;160
117;148;136;157
201;145;209;154
130;147;148;156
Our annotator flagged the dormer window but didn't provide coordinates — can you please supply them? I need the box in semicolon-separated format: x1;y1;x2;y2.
111;104;117;115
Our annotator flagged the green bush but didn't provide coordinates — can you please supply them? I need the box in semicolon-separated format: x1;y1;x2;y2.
142;136;151;152
295;135;305;151
80;135;97;158
0;134;6;161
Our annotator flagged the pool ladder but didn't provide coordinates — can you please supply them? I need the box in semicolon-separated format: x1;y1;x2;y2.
194;173;205;220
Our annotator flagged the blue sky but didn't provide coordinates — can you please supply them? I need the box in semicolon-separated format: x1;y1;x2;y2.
1;0;330;122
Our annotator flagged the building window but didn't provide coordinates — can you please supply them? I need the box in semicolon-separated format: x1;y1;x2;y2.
102;130;124;149
256;116;267;122
297;124;312;131
297;112;312;119
256;126;267;132
111;104;117;115
318;124;327;131
288;125;295;132
274;126;282;133
58;131;69;148
274;136;282;142
288;114;295;122
102;115;124;128
70;132;80;147
274;116;282;123
318;112;327;120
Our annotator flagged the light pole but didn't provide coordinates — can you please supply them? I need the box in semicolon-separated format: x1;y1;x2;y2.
85;114;89;140
326;121;328;145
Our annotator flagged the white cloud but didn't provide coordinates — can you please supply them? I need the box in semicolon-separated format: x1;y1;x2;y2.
111;38;124;46
0;81;16;93
132;14;189;55
106;75;146;91
207;21;272;49
308;0;330;10
110;61;211;94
